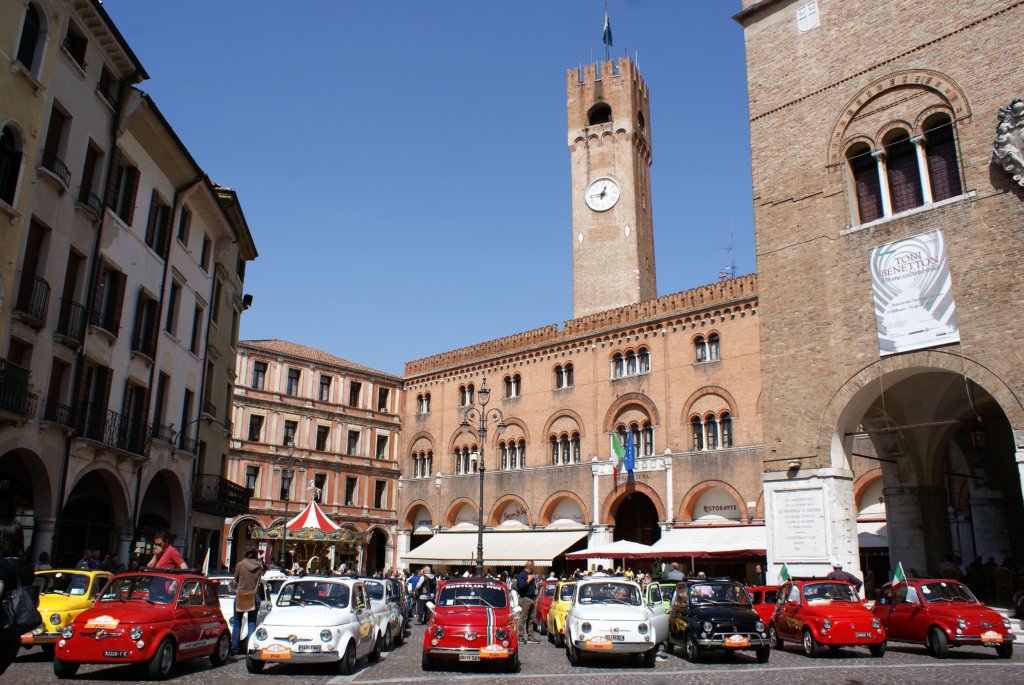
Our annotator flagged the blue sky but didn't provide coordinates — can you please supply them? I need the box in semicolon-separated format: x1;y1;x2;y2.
102;1;754;376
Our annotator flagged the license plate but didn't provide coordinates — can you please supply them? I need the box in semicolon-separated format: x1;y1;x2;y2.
725;635;750;648
261;646;291;660
607;634;626;642
855;632;873;638
296;644;321;652
103;650;128;658
459;653;481;661
981;630;1003;644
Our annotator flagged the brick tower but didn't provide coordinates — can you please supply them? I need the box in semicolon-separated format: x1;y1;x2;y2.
567;57;656;319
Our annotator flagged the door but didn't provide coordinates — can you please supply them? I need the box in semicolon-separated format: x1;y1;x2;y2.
776;583;802;639
351;584;375;656
646;583;669;644
886;583;924;642
668;584;687;644
174;580;204;658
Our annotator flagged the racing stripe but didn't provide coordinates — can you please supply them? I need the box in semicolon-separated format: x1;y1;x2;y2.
486;607;494;644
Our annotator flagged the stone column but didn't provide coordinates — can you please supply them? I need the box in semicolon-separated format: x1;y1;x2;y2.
970;497;1012;562
396;529;411;568
881;486;931;575
119;531;135;565
664;454;674;524
910;135;934;204
33;517;56;561
872;150;893;217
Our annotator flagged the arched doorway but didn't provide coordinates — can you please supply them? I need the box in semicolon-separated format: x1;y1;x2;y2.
135;471;187;564
613;492;661;546
407;505;433;552
835;366;1024;594
366;528;388;575
0;450;41;552
58;471;121;566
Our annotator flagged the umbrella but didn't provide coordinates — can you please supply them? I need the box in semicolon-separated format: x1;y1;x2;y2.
565;539;654;560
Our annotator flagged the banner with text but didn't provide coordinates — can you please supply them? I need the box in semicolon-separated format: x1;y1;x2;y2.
869;229;959;356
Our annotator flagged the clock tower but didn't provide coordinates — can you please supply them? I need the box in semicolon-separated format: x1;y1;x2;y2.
568;57;656;319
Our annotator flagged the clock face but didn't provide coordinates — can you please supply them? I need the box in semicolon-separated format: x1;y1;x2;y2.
585;177;620;212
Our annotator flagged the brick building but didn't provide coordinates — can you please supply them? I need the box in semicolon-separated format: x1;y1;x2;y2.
736;0;1024;584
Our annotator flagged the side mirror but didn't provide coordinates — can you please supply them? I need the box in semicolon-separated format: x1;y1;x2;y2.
425;601;436;612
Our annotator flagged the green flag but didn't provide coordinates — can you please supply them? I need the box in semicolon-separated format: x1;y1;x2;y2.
610;432;625;479
779;563;791;582
892;561;906;584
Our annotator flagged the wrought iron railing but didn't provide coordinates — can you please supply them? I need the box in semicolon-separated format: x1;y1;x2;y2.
0;360;34;417
89;300;120;337
131;333;156;358
14;274;50;326
43;400;73;427
193;474;250;513
40;150;72;187
57;299;86;342
178;435;199;455
75;402;149;457
77;189;103;218
149;422;175;444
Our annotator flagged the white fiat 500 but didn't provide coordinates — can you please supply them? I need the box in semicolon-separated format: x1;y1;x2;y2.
564;578;668;667
246;576;383;675
361;577;406;649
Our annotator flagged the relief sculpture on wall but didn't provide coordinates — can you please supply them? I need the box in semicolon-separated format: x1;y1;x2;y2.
993;98;1024;186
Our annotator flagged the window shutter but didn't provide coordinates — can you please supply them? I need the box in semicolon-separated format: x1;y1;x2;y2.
851;154;882;223
145;190;158;248
90;266;107;326
99;366;113;412
132;288;144;342
148;299;159;356
886;139;923;214
110;271;127;337
105;149;122;208
927;129;962;202
125;167;140;225
159;206;172;258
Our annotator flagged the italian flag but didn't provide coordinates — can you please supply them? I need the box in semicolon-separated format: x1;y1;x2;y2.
611;432;625;480
892;561;907;585
779;563;791;582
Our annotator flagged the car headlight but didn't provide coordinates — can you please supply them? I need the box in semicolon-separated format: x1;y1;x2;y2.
822;619;832;630
871;618;880;629
255;627;267;641
496;628;508;640
129;626;143;640
50;613;62;626
61;626;74;639
702;621;713;634
320;629;332;642
581;622;592;633
433;626;445;639
756;621;766;632
638;622;649;634
956;618;967;630
1004;618;1012;629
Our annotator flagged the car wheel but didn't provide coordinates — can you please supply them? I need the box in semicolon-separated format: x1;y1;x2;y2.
928;627;949;659
996;642;1013;659
338;642;357;675
245;656;265;674
643;646;657;668
421;652;435;671
393;626;405;646
506;648;521;673
538;619;547;636
868;640;886;658
685;635;702;663
553;625;565;648
147;638;176;680
53;658;80;679
369;634;383;663
210;631;231;666
769;624;783;650
755;646;770;663
801;629;819;658
566;635;581;666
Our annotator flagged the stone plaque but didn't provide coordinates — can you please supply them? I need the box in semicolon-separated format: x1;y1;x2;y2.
772;487;828;562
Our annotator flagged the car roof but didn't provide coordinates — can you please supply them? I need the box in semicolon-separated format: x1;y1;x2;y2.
439;577;506;587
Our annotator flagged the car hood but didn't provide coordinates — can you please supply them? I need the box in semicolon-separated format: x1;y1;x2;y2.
690;605;761;625
435;607;510;625
38;594;93;613
74;604;175;627
802;602;874;620
921;603;1004;622
571;604;650;622
261;606;351;628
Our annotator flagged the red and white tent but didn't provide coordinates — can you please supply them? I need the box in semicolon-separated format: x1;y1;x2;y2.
286;500;342;532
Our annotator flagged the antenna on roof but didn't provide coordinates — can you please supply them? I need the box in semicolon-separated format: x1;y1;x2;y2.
719;230;736;281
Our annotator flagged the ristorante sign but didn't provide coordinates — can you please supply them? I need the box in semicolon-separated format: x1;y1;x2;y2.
869;229;959;356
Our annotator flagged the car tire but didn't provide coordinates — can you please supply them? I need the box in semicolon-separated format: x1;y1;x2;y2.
566;635;581;666
507;648;521;673
928;627;949;659
210;631;231;666
393;626;405;647
869;640;886;658
245;656;265;674
756;646;770;663
369;634;383;663
996;643;1013;659
147;638;176;680
769;624;783;650
538;619;547;636
53;658;79;679
553;625;565;648
421;652;435;671
643;646;657;668
338;643;357;675
801;629;819;658
685;635;702;663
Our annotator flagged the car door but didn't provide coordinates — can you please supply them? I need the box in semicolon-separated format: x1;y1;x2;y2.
257;580;271;625
886;583;923;642
668;583;686;644
175;579;205;657
351;584;375;656
646;583;669;644
776;583;802;639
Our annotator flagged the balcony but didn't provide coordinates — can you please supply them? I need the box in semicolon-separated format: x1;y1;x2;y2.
55;300;86;347
42;400;73;428
13;274;50;328
0;359;36;424
89;304;120;338
75;402;149;458
39;150;72;190
178;434;199;455
131;333;156;360
76;190;103;220
149;422;175;445
192;474;250;518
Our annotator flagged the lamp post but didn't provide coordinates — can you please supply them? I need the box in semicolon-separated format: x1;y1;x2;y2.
273;440;303;569
458;378;506;576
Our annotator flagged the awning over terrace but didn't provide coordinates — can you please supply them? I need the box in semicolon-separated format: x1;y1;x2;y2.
402;529;589;566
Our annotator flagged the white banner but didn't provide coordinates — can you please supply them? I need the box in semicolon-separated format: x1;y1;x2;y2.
869;229;959;356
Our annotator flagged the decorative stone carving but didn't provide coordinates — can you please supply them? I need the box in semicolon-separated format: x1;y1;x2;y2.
993;98;1024;186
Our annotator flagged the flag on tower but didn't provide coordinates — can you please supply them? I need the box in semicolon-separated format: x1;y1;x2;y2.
892;561;907;584
624;431;636;479
603;3;613;58
611;431;626;480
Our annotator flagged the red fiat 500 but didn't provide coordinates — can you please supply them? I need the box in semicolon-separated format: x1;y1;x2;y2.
422;578;520;672
770;580;886;657
535;580;557;634
747;585;780;625
53;570;231;680
871;578;1014;658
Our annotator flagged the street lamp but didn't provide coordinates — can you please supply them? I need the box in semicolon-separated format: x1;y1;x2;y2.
272;440;303;568
458;378;506;576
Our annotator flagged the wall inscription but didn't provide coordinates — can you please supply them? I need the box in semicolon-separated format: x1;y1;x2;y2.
772;487;828;562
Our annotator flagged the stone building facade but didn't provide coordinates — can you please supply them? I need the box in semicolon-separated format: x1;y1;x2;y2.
735;0;1024;583
225;340;402;574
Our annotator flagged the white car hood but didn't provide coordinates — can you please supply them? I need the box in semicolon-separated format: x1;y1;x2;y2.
261;606;349;628
571;604;650;622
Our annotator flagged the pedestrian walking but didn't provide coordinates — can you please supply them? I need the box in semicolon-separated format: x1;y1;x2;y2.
516;561;540;644
0;520;35;677
231;547;265;656
416;566;436;624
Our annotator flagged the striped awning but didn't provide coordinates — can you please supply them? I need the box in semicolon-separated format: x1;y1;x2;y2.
286;500;342;532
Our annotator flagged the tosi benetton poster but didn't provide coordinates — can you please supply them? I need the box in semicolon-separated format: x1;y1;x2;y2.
869;229;960;356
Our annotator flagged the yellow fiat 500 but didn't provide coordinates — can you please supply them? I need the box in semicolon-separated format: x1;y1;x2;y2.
545;580;576;647
22;568;112;652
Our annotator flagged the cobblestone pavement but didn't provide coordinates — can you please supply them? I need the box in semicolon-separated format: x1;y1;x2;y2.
5;624;1022;685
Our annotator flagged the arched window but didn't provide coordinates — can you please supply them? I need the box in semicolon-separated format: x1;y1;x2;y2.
517;439;526;468
555;363;574;389
720;413;733;448
641;422;653;456
694;336;706;363
884;131;923;214
626;351;637;376
706;335;720;362
705;414;719;450
638;347;651;373
17;4;43;73
924;115;962;202
459;384;474;407
691;417;704;451
848;143;883;224
550;436;559;465
560;434;570;465
0;126;22;205
564;363;574;387
588;103;612;125
455;446;477;475
612;353;624;378
504;374;521;398
572;433;581;463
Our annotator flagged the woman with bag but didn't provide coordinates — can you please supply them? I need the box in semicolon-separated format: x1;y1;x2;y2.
0;520;37;676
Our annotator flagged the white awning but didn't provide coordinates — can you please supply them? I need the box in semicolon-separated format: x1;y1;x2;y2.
643;525;767;558
857;520;888;548
402;529;588;566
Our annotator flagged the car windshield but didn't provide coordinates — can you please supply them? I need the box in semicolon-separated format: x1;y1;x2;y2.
437;583;508;608
277;581;350;609
363;581;384;601
688;582;751;606
920;581;978;603
544;583;557;598
577;582;641;606
35;571;92;596
211;579;236;597
99;575;178;605
802;582;859;603
559;583;576;601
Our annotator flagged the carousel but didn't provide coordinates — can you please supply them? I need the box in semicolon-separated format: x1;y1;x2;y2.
250;499;369;573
